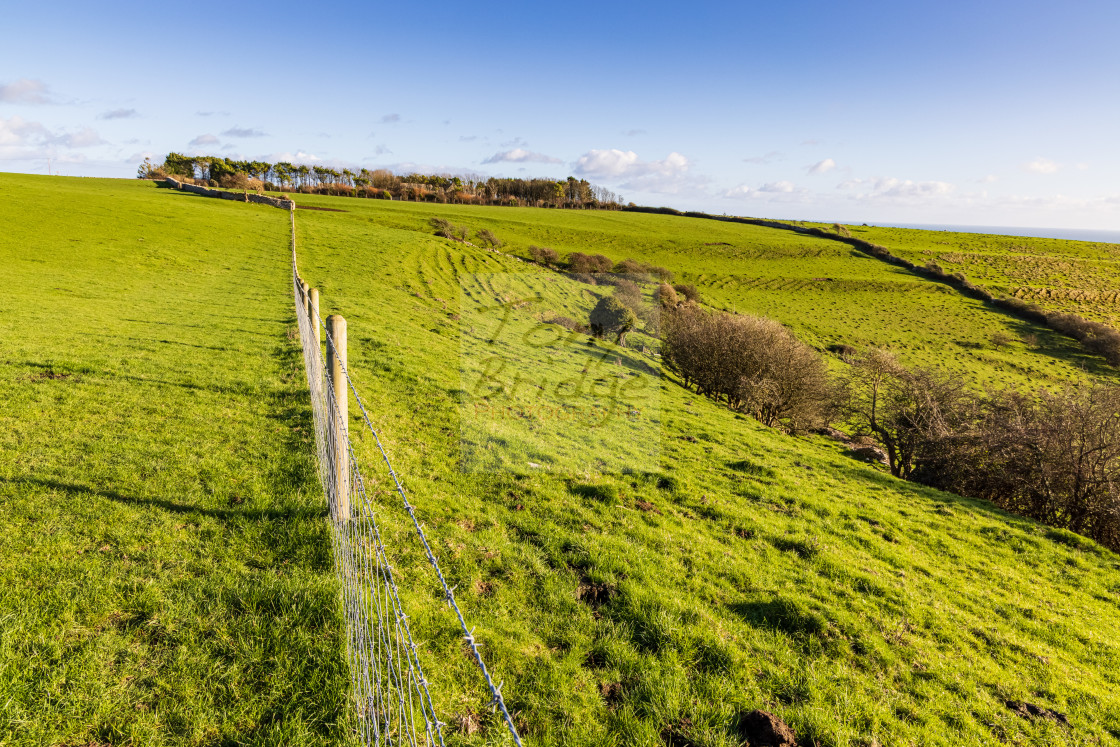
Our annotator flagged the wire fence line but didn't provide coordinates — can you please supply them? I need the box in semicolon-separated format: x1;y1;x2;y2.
289;213;523;745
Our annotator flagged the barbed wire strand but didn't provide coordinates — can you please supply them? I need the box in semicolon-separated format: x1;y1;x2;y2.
292;250;447;746
290;205;523;744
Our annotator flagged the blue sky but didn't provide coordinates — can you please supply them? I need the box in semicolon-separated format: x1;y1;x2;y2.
2;0;1118;229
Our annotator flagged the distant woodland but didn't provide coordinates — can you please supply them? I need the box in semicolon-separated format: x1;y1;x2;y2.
143;153;623;208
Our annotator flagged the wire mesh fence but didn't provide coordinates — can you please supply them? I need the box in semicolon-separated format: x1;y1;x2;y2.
290;235;523;745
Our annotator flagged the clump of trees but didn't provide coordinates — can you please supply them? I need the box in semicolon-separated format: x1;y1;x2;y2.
844;350;1120;551
662;305;836;431
152;153;623;209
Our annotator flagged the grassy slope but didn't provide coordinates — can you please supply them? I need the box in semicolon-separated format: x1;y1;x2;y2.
826;224;1120;328
293;195;1116;392
290;193;1120;746
0;174;350;746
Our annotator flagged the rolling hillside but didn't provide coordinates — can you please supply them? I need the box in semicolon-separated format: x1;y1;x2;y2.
2;174;1118;746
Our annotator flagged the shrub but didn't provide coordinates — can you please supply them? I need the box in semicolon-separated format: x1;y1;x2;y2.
662;305;836;431
544;315;588;334
568;252;592;274
673;284;701;303
614;258;651;281
590;254;614;272
827;343;858;360
529;245;559;265
476;229;503;248
429;217;467;242
589;297;637;344
920;385;1120;551
844;350;968;479
657;283;678;307
990;331;1013;348
218;172;251;190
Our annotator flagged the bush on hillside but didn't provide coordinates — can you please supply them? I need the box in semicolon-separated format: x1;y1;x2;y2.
657;283;678;307
662;305;836;431
476;229;503;248
918;384;1120;551
529;245;559;265
589;297;637;344
429;217;467;242
568;252;614;274
843;349;967;479
673;283;701;303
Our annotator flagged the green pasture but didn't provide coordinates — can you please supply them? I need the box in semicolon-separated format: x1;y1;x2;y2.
291;193;1120;746
3;174;1120;746
829;224;1120;328
289;194;1116;391
0;174;349;745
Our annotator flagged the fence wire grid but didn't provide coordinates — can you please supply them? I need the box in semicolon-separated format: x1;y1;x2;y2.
290;229;523;746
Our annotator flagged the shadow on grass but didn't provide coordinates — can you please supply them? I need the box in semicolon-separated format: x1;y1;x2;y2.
0;476;327;522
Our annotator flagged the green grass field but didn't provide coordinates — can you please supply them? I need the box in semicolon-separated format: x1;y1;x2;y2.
290;194;1117;392
826;224;1120;329
0;174;350;745
4;174;1120;746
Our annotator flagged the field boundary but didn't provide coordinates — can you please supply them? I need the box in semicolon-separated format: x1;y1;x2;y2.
288;210;524;745
623;205;1120;367
162;176;294;209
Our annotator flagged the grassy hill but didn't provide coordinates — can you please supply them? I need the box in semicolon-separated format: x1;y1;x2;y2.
825;224;1120;329
0;174;348;745
3;174;1119;746
293;195;1118;391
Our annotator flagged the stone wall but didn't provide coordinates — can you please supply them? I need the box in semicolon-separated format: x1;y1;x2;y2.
162;177;293;210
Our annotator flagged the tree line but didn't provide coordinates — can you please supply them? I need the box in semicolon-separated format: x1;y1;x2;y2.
145;153;623;208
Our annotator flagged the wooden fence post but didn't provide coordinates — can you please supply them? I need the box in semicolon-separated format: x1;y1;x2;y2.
327;314;349;521
308;288;320;349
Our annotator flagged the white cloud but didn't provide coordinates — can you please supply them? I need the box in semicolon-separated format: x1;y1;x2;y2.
222;126;266;138
379;113;401;124
100;108;139;120
807;158;836;175
1024;157;1060;174
838;176;956;199
743;151;782;165
572;149;702;194
623;129;646;137
189;134;220;147
977;174;998;183
482;148;562;165
266;151;322;164
0;116;49;146
0;79;52;104
58;128;104;148
760;180;796;193
723;185;756;198
0;115;105;161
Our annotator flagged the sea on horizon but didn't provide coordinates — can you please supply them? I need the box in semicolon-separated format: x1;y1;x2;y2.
860;223;1120;245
